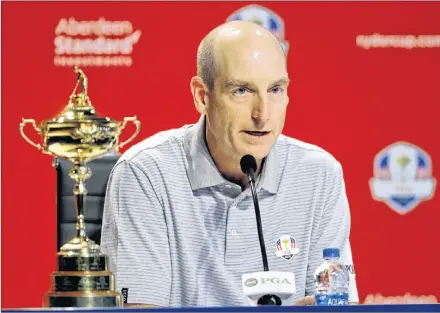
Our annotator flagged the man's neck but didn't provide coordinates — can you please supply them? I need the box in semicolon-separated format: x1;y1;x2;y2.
220;160;264;191
204;132;263;190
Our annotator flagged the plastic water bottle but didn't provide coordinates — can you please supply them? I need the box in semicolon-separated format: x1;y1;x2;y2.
314;248;349;306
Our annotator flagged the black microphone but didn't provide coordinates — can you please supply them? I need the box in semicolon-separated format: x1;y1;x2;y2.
240;154;269;272
240;155;296;306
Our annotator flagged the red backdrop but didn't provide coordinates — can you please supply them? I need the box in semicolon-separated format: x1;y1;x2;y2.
2;1;440;308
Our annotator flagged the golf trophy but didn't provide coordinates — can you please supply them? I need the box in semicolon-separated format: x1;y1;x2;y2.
19;66;141;307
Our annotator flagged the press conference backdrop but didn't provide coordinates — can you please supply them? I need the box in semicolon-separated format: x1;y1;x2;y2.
2;1;440;309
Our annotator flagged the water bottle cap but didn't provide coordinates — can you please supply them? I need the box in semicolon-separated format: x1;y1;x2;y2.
323;248;340;258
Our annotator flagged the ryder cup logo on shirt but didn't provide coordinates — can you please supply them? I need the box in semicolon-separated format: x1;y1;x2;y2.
275;235;299;261
369;141;436;215
226;5;289;55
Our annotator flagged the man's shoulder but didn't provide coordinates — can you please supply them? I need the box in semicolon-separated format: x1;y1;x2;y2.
275;134;341;170
117;124;191;166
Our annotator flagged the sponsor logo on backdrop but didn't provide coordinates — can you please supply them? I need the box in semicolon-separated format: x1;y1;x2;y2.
54;17;142;67
226;5;289;55
357;34;440;49
364;293;438;304
369;141;436;215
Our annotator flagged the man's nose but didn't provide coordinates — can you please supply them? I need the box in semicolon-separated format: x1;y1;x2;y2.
251;96;270;123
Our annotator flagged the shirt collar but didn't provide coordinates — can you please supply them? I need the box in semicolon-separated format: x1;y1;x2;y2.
183;115;279;194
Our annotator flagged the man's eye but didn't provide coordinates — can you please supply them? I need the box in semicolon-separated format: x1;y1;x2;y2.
271;87;284;94
233;88;248;95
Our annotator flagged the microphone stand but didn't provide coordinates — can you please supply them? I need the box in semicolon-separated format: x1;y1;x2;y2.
246;168;269;272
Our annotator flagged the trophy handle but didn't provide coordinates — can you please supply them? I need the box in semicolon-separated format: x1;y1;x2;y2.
117;116;141;149
19;118;43;151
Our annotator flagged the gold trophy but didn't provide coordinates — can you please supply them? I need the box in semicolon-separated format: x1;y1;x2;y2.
19;66;141;307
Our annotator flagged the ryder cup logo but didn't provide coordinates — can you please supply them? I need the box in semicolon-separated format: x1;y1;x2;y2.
226;5;289;55
369;141;436;215
275;235;299;261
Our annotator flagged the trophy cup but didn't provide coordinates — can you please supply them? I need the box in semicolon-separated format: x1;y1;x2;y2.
19;66;141;307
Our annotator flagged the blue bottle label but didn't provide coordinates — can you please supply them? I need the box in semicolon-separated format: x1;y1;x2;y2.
315;292;349;306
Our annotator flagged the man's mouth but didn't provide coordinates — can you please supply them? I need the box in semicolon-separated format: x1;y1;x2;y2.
244;131;270;137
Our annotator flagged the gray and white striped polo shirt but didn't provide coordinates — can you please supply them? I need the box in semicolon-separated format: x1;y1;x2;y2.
100;115;359;307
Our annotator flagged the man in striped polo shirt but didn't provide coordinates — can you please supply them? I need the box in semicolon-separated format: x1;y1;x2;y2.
101;20;359;307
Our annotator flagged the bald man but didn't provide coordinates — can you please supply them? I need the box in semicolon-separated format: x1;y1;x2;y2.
101;21;359;307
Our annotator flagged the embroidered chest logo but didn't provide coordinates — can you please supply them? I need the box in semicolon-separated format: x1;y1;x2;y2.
275;235;299;261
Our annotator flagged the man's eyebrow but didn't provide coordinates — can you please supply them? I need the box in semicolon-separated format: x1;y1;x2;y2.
224;78;290;89
269;78;290;87
224;79;256;89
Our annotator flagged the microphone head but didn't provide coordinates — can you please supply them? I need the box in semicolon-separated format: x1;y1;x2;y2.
240;154;257;174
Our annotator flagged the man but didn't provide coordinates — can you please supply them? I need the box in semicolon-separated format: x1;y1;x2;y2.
101;20;358;307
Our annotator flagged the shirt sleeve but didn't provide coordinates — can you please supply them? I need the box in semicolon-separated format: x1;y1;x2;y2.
100;159;171;307
305;160;359;303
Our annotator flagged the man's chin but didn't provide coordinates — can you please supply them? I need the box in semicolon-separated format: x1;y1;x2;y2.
239;146;271;161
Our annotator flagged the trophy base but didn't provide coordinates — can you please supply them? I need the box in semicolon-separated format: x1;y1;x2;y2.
44;291;123;308
58;255;107;271
52;271;114;292
45;228;122;307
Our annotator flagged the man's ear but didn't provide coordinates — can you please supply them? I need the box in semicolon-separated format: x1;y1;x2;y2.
190;76;209;114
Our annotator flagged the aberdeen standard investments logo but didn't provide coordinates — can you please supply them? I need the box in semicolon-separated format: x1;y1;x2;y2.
54;17;142;67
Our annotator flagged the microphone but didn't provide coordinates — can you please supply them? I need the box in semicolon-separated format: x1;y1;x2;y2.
240;155;296;306
240;155;268;272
